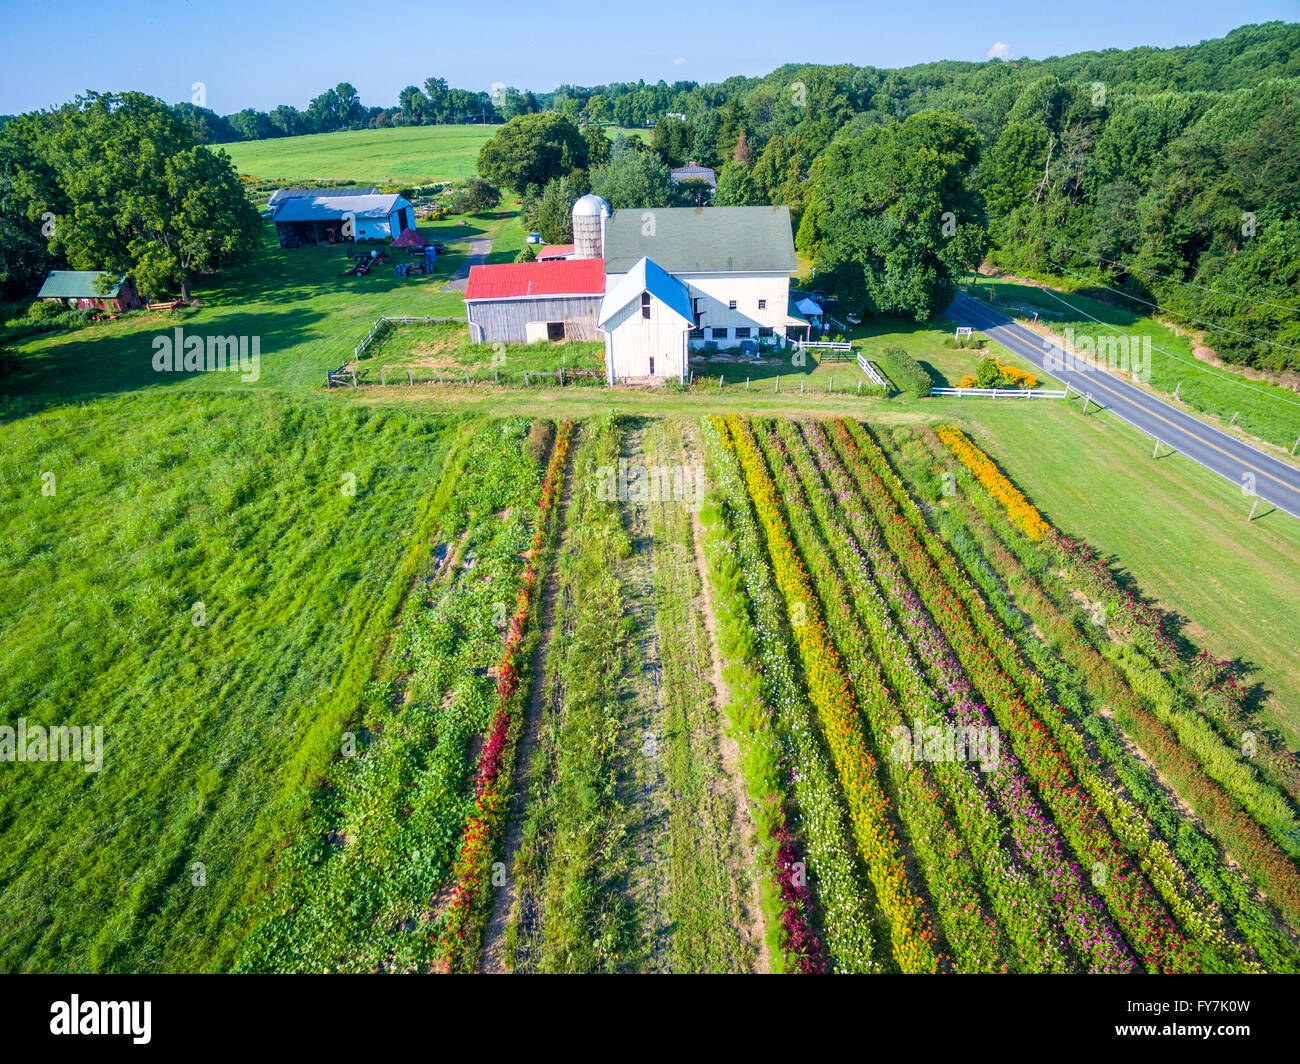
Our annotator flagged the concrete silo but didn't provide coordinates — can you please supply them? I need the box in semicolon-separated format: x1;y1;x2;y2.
572;193;611;260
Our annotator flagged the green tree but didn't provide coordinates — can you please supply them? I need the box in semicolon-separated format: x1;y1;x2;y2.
40;93;259;301
713;161;761;205
798;110;989;319
583;123;612;170
476;113;587;193
588;151;679;209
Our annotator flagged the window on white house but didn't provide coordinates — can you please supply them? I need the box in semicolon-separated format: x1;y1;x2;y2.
649;356;655;375
728;300;737;310
641;292;651;319
757;299;767;310
689;327;705;339
758;326;774;338
735;327;751;338
711;327;729;340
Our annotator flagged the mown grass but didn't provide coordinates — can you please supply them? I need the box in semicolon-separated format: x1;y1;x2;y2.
222;125;498;185
0;392;461;972
960;278;1300;453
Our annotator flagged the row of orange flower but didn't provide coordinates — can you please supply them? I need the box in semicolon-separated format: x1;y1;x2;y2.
936;425;1052;542
434;420;575;972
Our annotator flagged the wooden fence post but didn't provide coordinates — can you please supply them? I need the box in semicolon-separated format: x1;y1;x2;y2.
325;373;331;389
524;371;530;386
438;368;443;384
1082;394;1091;414
1152;438;1160;458
1292;435;1299;456
800;379;804;393
380;367;386;386
407;369;413;386
745;377;750;390
1230;411;1239;426
1248;498;1259;521
1174;382;1181;400
494;367;499;384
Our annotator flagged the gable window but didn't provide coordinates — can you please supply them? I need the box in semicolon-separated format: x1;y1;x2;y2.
711;327;729;340
641;292;651;319
735;327;751;338
757;299;767;310
728;299;737;310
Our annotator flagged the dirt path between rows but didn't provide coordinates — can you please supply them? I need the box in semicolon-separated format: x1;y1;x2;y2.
682;424;771;974
477;429;578;974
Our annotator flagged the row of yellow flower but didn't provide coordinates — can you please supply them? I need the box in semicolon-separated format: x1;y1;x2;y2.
718;414;940;974
936;425;1051;542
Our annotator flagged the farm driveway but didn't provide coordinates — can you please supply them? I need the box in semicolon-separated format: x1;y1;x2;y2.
443;237;493;291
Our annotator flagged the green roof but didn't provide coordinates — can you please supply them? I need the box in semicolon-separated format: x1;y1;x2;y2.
603;206;797;275
37;271;126;299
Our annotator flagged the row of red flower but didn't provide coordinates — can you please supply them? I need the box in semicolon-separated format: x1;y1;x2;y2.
434;420;576;971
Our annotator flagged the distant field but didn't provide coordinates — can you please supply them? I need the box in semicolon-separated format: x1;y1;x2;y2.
221;125;497;184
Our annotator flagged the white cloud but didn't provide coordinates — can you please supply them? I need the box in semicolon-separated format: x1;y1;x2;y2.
672;57;686;65
987;41;1011;60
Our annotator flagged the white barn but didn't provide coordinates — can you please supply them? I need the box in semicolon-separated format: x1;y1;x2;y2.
458;197;800;385
597;257;695;382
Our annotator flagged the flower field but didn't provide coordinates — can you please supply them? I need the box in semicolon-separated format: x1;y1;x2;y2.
694;415;1300;973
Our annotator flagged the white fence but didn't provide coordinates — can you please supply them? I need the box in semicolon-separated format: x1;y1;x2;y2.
856;353;889;390
930;387;1069;399
794;340;853;352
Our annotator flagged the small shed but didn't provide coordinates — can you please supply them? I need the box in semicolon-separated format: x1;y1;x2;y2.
36;271;143;312
464;258;606;343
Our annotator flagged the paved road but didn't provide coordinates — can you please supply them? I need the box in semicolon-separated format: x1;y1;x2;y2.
443;236;493;291
946;290;1300;522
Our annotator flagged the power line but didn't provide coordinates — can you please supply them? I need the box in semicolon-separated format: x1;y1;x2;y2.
1010;284;1300;411
1043;239;1300;316
1046;261;1300;358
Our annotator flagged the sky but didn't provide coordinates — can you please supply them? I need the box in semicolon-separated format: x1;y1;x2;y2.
0;0;1296;115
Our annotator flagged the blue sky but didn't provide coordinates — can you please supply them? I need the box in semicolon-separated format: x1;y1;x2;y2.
0;0;1296;114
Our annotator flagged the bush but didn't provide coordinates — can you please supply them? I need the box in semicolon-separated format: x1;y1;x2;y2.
26;300;63;322
877;346;932;398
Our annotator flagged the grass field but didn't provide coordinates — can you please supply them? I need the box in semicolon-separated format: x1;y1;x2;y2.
0;392;461;971
222;125;498;185
3;209;524;404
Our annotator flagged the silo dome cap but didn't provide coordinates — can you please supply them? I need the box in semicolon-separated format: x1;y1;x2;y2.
572;194;611;217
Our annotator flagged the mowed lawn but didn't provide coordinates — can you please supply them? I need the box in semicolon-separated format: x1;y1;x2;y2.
946;398;1300;746
0;393;465;971
5;209;523;404
221;125;497;184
